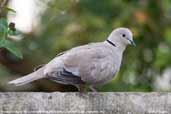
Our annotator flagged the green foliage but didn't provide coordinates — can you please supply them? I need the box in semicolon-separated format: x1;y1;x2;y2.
0;40;23;59
0;18;8;32
2;6;16;13
0;18;23;59
1;0;171;92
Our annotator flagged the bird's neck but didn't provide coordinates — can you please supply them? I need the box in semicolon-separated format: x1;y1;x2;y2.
115;43;126;54
104;40;124;71
105;38;126;54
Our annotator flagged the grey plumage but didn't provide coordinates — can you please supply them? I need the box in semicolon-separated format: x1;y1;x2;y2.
8;27;135;91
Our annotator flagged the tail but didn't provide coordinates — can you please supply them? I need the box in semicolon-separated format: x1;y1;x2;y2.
8;67;45;86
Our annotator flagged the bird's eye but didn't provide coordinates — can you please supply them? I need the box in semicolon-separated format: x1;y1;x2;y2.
122;34;126;37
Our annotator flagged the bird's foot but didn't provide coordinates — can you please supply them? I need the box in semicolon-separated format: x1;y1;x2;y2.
74;85;81;92
89;86;97;92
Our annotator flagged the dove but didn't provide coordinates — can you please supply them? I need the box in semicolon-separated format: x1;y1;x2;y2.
8;27;135;92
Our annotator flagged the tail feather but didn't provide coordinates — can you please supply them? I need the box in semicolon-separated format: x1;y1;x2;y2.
8;67;45;86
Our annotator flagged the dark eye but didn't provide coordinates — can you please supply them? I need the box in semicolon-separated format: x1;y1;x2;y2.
122;34;126;37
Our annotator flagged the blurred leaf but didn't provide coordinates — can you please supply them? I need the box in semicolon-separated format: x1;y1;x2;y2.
154;44;169;69
0;25;6;39
0;18;23;59
1;7;16;13
0;18;8;28
0;40;23;59
0;18;8;40
164;28;171;44
0;23;6;32
8;29;22;36
134;10;147;25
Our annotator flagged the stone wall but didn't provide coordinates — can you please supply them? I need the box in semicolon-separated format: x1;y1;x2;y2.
0;92;170;114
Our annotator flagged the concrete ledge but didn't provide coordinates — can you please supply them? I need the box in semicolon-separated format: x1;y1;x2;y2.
0;92;170;114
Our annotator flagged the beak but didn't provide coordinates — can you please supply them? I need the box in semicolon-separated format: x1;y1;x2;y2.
129;39;136;47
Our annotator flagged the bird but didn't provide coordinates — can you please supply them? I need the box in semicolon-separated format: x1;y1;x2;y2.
8;27;135;92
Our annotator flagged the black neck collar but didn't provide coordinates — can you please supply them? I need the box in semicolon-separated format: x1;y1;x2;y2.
106;39;116;47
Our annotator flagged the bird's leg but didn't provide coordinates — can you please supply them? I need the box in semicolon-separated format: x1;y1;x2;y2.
74;85;81;92
89;85;97;92
74;85;88;92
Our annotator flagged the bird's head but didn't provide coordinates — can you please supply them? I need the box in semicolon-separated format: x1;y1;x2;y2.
107;28;136;48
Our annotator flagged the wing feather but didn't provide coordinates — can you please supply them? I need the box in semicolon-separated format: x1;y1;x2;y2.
44;42;117;85
47;68;85;85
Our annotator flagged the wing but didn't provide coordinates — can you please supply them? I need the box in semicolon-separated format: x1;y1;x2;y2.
43;43;98;85
44;42;117;85
62;43;117;85
34;50;68;72
47;68;85;85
